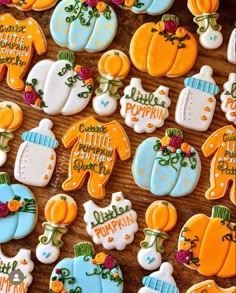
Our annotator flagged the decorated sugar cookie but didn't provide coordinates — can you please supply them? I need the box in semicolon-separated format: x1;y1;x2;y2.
0;13;47;91
175;65;219;131
0;246;34;293
49;242;123;293
93;50;130;116
62;116;131;199
176;205;236;278
201;125;236;205
132;128;201;197
130;14;197;77
120;78;171;133
227;28;236;64
112;0;175;15
220;73;236;125
14;119;58;187
188;0;223;49
0;101;23;167
36;194;77;264
50;0;117;52
24;51;93;115
186;280;236;293
137;201;177;270
139;262;179;293
5;0;58;11
0;172;37;244
84;191;138;250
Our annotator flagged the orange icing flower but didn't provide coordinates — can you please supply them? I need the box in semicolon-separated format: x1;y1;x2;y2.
96;1;106;12
179;241;192;251
25;85;32;92
175;27;187;38
34;98;42;107
113;272;119;279
74;65;82;73
155;20;165;32
79;0;87;2
84;78;93;86
125;0;135;7
170;147;176;153
160;136;170;146
181;142;191;153
7;199;20;212
51;280;64;292
94;252;107;264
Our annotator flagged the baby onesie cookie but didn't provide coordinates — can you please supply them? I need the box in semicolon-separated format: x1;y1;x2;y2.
0;246;34;293
50;0;117;52
186;280;236;293
139;262;179;293
5;0;58;11
62;116;131;199
14;119;58;187
175;65;219;131
84;191;138;250
227;28;236;64
36;194;77;264
137;201;177;270
24;51;93;115
220;73;236;125
112;0;175;15
176;205;236;278
120;78;171;133
0;101;23;167
201;125;236;205
0;13;47;91
49;242;123;293
130;14;197;77
188;0;223;49
132;128;201;197
0;172;37;243
93;50;130;116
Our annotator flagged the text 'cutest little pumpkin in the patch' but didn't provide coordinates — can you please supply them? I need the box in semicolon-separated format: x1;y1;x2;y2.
130;14;197;77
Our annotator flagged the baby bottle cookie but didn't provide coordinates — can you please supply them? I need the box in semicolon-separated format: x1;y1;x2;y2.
227;28;236;64
130;14;197;77
50;0;117;52
5;0;58;11
139;262;179;293
220;73;236;125
175;65;219;131
137;201;177;270
0;101;23;167
120;78;171;133
0;246;34;293
24;51;93;115
176;205;236;278
0;172;37;243
36;194;77;264
14;119;58;187
84;191;138;250
93;50;130;116
0;13;47;91
186;280;236;293
49;242;123;293
188;0;223;49
202;125;236;205
132;128;201;197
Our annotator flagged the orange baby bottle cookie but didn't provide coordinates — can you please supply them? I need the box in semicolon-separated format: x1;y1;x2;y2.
0;13;47;91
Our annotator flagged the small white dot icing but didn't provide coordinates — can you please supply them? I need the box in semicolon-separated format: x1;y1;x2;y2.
113;128;117;131
220;183;224;187
215;173;219;177
28;35;32;39
10;78;15;83
92;189;95;192
211;192;215;196
218;157;222;161
210;144;214;148
28;21;32;25
221;143;225;147
73;182;76;186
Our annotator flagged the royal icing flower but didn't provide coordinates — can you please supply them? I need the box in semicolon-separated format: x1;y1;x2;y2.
23;90;38;105
7;199;20;212
160;136;170;146
103;255;116;269
86;0;99;7
124;0;135;7
51;280;64;293
34;98;42;107
170;135;183;149
156;20;165;32
175;27;187;38
0;202;10;218
78;66;93;80
113;272;119;279
25;85;33;92
55;268;62;275
165;20;178;33
179;241;192;251
96;1;106;12
0;0;11;3
93;252;107;264
176;249;193;263
112;0;125;4
181;142;191;153
79;0;87;2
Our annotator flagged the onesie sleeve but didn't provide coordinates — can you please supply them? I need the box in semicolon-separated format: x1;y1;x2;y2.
30;18;47;55
62;121;81;149
112;121;131;160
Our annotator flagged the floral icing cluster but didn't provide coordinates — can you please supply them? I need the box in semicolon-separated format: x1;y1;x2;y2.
79;0;107;11
50;268;80;293
112;0;144;8
0;0;11;3
23;79;46;108
0;195;36;219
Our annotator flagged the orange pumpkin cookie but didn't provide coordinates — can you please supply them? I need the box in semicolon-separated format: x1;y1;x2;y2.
176;205;236;278
130;14;198;77
0;13;47;91
5;0;59;11
186;280;236;293
201;125;236;205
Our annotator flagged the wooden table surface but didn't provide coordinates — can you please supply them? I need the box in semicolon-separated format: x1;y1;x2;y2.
0;1;235;292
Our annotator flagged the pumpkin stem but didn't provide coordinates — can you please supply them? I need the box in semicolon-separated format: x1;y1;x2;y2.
0;172;11;185
162;14;179;25
114;52;120;56
165;128;183;138
74;242;94;257
162;201;168;206
212;205;231;222
58;50;75;64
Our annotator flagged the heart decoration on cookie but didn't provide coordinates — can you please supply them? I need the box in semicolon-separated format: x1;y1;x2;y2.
4;0;59;11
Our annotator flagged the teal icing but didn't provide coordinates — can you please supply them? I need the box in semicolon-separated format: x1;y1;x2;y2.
131;0;174;15
184;77;219;95
22;131;58;148
142;276;179;293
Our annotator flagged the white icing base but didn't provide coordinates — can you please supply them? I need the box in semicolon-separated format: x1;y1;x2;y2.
137;247;162;270
93;94;117;116
227;28;236;64
0;151;7;167
36;243;60;264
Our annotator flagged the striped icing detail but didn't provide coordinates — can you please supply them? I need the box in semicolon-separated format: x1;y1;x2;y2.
22;131;58;148
142;276;179;293
184;77;219;95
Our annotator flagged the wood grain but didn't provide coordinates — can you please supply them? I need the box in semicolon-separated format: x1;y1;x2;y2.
0;1;235;292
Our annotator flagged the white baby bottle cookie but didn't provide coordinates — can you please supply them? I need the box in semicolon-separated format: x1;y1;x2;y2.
220;73;236;125
227;27;236;64
175;65;219;131
14;119;58;187
120;78;171;133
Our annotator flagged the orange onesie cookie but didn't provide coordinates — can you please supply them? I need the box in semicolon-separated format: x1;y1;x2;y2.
186;280;236;293
202;125;235;205
62;116;131;199
5;0;58;11
0;13;47;91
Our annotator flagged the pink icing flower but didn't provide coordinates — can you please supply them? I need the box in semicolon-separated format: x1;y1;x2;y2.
165;20;178;33
79;66;93;80
86;0;99;7
103;255;116;269
176;249;192;263
0;202;10;218
23;90;38;105
55;269;62;275
112;0;125;4
0;0;11;4
169;135;183;149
